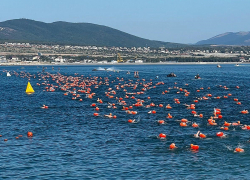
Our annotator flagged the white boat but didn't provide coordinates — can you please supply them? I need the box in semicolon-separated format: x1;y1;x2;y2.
217;64;221;68
7;72;11;76
235;64;239;66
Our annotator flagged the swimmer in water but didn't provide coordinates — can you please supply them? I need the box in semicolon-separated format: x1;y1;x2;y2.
194;131;200;138
232;121;241;126
41;104;48;109
104;113;113;118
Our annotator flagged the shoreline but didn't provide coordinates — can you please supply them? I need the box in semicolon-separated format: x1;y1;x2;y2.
0;62;242;66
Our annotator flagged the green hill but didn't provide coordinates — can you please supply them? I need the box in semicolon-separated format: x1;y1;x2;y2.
0;19;184;47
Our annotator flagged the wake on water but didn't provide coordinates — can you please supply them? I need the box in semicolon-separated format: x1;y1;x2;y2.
96;67;128;72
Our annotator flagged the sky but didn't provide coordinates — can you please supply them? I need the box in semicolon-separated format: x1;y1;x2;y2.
1;0;250;44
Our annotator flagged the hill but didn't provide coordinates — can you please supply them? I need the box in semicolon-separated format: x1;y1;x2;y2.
196;31;250;45
0;19;184;48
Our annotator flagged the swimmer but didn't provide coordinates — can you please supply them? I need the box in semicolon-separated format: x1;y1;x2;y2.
104;113;113;118
194;131;206;138
158;120;166;124
241;125;250;130
128;119;136;123
241;109;249;114
167;113;173;118
192;122;199;128
166;104;172;109
194;131;200;138
184;104;191;109
41;104;48;109
232;121;241;126
107;102;112;108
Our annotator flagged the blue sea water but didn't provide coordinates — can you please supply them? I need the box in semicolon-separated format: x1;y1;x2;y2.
0;64;250;179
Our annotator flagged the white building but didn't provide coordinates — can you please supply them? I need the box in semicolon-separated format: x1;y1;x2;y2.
54;56;65;63
135;60;143;63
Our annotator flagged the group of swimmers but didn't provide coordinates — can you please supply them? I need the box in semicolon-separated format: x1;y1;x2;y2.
7;68;249;153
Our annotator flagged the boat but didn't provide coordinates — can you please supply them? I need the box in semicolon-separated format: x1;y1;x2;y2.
235;64;239;66
167;73;177;77
92;68;107;71
217;64;221;68
26;82;35;94
7;72;11;76
195;74;201;79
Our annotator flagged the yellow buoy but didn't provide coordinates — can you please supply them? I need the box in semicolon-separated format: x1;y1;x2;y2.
26;82;35;94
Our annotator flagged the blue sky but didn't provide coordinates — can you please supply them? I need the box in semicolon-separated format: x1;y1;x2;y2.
1;0;249;44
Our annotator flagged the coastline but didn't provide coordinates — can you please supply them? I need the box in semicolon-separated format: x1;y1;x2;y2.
0;61;241;66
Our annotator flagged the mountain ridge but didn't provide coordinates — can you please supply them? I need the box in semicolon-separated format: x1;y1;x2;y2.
0;19;184;47
196;31;250;45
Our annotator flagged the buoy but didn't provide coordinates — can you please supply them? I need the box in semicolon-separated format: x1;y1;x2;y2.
190;144;199;150
128;119;134;123
180;122;187;127
190;106;195;109
216;132;224;137
131;111;137;115
181;119;188;122
159;133;166;139
235;147;244;153
199;133;206;138
166;105;172;109
26;82;35;94
218;115;223;119
241;110;248;114
169;143;176;149
224;122;231;126
191;111;197;114
192;123;199;128
167;113;172;118
27;132;33;137
158;120;165;124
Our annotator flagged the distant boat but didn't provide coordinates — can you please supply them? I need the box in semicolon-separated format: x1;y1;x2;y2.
7;72;11;76
235;64;239;66
167;72;177;77
92;68;107;71
195;74;201;79
217;64;221;68
26;82;35;94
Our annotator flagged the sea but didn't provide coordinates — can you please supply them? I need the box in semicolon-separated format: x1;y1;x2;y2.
0;64;250;179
